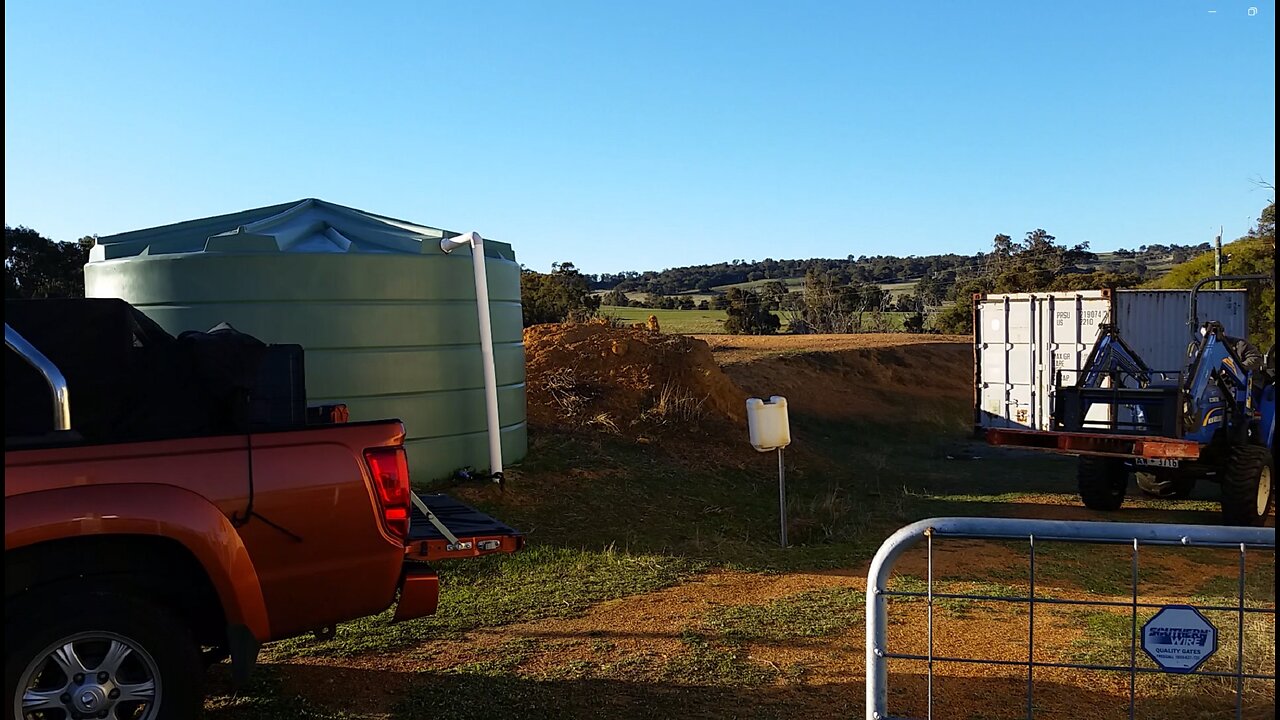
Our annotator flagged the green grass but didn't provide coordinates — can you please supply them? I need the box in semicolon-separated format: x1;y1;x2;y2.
392;667;803;720
924;490;1222;514
710;277;806;293
653;589;868;689
1069;607;1275;688
389;627;802;720
497;426;933;572
599;306;734;334
599;304;921;334
205;667;369;720
878;533;1241;609
1191;562;1277;609
879;280;919;297
1033;542;1168;597
664;631;779;686
395;674;567;720
450;638;540;676
1068;603;1276;719
703;587;865;642
886;576;1031;615
265;545;703;660
1068;609;1152;666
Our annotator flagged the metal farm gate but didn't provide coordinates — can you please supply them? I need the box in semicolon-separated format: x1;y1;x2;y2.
865;517;1276;719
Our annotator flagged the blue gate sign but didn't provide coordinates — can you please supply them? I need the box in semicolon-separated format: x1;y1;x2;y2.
1141;605;1218;673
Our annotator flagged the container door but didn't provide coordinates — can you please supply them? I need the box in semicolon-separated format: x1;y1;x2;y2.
1195;290;1248;337
976;296;1037;429
1038;293;1112;430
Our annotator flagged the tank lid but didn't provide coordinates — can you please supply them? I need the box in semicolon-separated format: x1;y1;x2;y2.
89;198;514;261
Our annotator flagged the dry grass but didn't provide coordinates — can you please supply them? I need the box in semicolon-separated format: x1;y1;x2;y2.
642;382;707;425
587;413;621;433
541;367;590;417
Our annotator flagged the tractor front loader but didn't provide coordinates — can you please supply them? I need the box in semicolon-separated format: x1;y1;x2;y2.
986;275;1275;526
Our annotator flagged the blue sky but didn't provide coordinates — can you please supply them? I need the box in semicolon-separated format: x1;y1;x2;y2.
5;1;1275;275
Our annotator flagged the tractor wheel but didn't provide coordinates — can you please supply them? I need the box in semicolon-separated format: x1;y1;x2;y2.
1221;444;1274;526
1135;470;1195;499
1077;456;1128;511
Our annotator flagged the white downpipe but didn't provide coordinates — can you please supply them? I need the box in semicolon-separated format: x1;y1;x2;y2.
440;231;504;481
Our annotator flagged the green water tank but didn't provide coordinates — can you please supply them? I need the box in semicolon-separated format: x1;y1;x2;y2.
84;198;526;481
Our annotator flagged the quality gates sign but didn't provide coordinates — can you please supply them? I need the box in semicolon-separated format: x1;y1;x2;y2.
1141;605;1218;673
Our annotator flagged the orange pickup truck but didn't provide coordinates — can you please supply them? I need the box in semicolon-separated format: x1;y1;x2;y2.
4;299;522;719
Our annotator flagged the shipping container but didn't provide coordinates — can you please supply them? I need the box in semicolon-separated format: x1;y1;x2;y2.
974;289;1247;431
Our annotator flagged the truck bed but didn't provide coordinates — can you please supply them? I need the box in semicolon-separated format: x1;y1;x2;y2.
405;493;524;561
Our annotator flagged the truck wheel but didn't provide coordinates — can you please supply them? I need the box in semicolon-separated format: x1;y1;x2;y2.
1078;456;1127;511
1221;445;1274;527
5;589;203;720
1135;470;1195;499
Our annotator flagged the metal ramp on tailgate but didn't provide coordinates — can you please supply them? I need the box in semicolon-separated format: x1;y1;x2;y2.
405;493;524;562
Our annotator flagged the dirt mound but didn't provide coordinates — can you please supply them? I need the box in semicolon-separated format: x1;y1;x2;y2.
722;342;972;423
698;333;971;366
525;321;746;432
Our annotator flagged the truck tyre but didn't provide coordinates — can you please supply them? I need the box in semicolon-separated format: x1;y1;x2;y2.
1135;470;1195;499
5;588;203;720
1078;456;1127;511
1221;444;1274;527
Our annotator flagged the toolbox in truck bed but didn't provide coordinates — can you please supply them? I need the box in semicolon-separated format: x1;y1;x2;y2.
405;493;524;562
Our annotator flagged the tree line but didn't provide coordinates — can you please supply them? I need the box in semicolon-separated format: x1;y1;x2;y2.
582;242;1209;297
5;226;94;299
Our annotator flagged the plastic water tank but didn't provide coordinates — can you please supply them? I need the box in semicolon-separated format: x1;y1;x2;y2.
84;198;527;481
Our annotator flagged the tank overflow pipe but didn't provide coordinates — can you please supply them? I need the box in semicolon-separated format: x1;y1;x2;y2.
440;231;504;483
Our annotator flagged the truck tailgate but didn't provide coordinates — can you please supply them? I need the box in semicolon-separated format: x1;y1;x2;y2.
405;493;524;562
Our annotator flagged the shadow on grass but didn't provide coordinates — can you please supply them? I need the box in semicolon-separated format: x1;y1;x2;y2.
452;419;1112;572
907;496;1226;526
206;663;1273;720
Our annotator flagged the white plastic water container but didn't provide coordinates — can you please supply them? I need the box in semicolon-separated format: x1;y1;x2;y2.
747;396;791;452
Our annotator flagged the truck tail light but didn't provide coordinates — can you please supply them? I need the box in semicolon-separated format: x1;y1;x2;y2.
364;446;411;539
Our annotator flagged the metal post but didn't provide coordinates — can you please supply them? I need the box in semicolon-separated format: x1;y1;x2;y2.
1214;229;1223;290
927;529;935;719
1129;538;1139;720
1236;543;1246;720
777;447;787;548
1027;534;1036;719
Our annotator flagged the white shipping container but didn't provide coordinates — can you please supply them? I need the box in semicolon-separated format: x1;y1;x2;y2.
974;289;1247;431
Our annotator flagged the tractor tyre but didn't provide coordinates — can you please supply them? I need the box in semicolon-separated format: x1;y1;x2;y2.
1077;456;1128;511
1221;444;1274;527
1135;470;1195;499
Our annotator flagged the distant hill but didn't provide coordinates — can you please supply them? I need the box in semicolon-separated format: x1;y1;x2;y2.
585;243;1209;297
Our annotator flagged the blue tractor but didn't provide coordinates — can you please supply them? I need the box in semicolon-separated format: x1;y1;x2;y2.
987;275;1275;526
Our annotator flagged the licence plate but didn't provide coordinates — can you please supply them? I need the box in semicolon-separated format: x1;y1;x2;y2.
1136;458;1179;469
